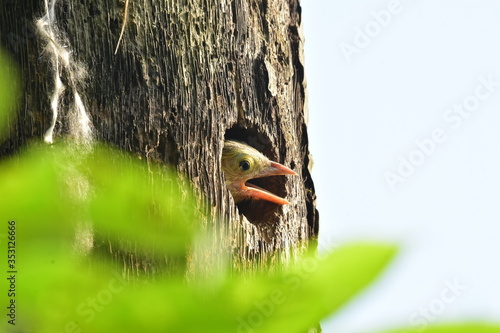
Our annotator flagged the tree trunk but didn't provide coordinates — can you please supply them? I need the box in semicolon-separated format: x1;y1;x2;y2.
1;0;318;273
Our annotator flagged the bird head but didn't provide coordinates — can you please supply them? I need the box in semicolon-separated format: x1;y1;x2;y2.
221;140;297;205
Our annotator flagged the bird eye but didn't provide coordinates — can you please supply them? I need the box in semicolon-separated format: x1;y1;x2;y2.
239;160;251;171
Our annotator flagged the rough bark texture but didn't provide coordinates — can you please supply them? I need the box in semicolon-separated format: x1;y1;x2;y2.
1;0;318;273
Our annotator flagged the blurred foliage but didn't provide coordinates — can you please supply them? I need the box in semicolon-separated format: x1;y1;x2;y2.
0;143;396;333
382;324;500;333
1;48;500;333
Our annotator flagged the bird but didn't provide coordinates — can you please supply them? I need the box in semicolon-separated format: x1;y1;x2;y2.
221;140;297;205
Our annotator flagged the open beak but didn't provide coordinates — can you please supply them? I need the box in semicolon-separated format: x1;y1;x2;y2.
243;161;297;205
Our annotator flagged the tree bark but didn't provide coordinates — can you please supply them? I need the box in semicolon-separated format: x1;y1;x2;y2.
1;0;318;273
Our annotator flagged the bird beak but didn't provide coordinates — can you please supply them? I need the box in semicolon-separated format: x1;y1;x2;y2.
267;162;298;177
244;161;297;205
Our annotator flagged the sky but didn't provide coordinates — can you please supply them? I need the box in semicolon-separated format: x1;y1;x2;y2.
301;1;500;332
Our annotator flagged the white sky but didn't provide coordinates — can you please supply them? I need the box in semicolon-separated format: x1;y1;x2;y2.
301;1;500;332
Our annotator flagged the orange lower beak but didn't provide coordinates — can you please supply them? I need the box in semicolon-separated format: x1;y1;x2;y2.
243;183;291;205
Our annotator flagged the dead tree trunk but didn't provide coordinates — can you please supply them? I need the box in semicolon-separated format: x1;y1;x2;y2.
1;0;318;273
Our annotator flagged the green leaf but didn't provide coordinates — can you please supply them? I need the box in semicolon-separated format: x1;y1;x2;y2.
2;143;199;331
79;243;396;333
0;143;198;252
1;143;399;332
382;323;500;333
14;236;396;332
0;145;75;240
250;243;398;333
82;144;198;255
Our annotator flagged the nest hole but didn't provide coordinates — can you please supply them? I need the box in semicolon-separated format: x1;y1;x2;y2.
224;126;290;231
